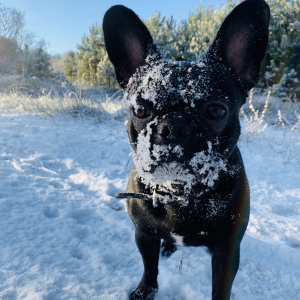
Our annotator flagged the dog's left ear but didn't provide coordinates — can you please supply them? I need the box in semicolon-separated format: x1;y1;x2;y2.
207;0;270;91
103;5;160;88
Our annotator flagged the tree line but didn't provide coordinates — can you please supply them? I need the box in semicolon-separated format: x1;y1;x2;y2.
64;0;300;100
1;1;299;101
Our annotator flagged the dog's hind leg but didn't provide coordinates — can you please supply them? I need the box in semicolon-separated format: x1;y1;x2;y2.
210;245;240;300
161;240;177;257
130;230;160;300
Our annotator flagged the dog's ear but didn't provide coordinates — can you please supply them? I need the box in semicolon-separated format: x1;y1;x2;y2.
207;0;270;91
103;5;160;88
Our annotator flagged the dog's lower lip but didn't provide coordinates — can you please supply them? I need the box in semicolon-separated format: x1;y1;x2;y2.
170;180;182;184
158;179;186;195
165;157;185;163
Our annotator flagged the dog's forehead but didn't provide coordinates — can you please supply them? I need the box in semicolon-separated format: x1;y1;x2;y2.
124;57;232;110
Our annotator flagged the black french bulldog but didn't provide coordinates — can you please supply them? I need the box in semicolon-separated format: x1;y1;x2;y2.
103;0;270;299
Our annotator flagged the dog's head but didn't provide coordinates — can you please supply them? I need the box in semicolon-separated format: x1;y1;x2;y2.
103;0;270;204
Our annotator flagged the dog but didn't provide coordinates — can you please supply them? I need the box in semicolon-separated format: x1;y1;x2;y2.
103;0;270;299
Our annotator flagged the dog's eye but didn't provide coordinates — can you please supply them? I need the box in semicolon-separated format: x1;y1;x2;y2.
133;105;147;118
205;105;226;120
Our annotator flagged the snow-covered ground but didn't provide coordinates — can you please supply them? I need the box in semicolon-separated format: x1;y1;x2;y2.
0;108;299;299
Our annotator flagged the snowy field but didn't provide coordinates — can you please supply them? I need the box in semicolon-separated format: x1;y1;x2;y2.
0;103;300;299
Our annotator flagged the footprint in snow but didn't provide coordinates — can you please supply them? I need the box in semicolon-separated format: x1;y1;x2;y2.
70;248;84;260
67;208;98;224
43;206;59;219
284;236;300;250
48;180;64;189
271;204;299;217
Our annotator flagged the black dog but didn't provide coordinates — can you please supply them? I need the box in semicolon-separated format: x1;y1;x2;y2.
103;0;269;299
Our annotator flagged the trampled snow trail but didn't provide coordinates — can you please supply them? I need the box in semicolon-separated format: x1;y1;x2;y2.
0;112;299;299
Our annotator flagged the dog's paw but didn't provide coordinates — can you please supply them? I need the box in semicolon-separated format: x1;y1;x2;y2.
129;286;158;300
161;240;177;257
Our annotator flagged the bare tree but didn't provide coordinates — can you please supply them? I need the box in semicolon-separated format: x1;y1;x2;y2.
0;2;25;39
0;3;25;73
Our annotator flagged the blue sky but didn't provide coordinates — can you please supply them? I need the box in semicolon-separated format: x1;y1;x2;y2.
1;0;225;55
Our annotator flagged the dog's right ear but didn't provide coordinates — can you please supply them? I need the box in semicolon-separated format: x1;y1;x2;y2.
103;5;160;89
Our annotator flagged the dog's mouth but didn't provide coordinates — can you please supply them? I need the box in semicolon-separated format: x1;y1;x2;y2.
157;179;185;195
128;146;235;206
132;121;233;206
134;153;228;206
116;177;204;207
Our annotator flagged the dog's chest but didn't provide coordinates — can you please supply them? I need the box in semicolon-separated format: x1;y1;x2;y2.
127;192;233;245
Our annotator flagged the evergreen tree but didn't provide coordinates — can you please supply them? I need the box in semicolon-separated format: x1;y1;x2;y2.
31;44;52;77
144;12;178;59
259;0;300;100
182;1;232;60
16;40;52;78
76;23;104;85
96;50;118;88
63;50;78;82
16;43;31;77
146;1;237;61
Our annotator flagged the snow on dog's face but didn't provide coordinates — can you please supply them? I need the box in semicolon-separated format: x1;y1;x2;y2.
125;56;208;109
133;118;229;205
125;55;241;205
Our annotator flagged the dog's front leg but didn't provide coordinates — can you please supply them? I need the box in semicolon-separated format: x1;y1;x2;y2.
130;230;160;300
211;245;240;300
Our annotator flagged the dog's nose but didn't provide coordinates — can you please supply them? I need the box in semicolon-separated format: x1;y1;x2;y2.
157;118;191;139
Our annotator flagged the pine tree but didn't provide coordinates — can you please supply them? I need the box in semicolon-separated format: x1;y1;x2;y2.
182;1;232;60
16;40;52;78
145;1;237;61
16;43;31;77
76;23;105;85
259;0;300;100
63;50;78;82
31;45;52;77
96;49;118;88
144;12;178;59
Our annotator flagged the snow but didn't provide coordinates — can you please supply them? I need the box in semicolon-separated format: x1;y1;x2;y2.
125;56;208;109
171;233;185;247
134;121;234;205
0;109;300;299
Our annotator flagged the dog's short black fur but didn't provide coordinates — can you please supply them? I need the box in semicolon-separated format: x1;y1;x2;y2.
103;1;270;299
